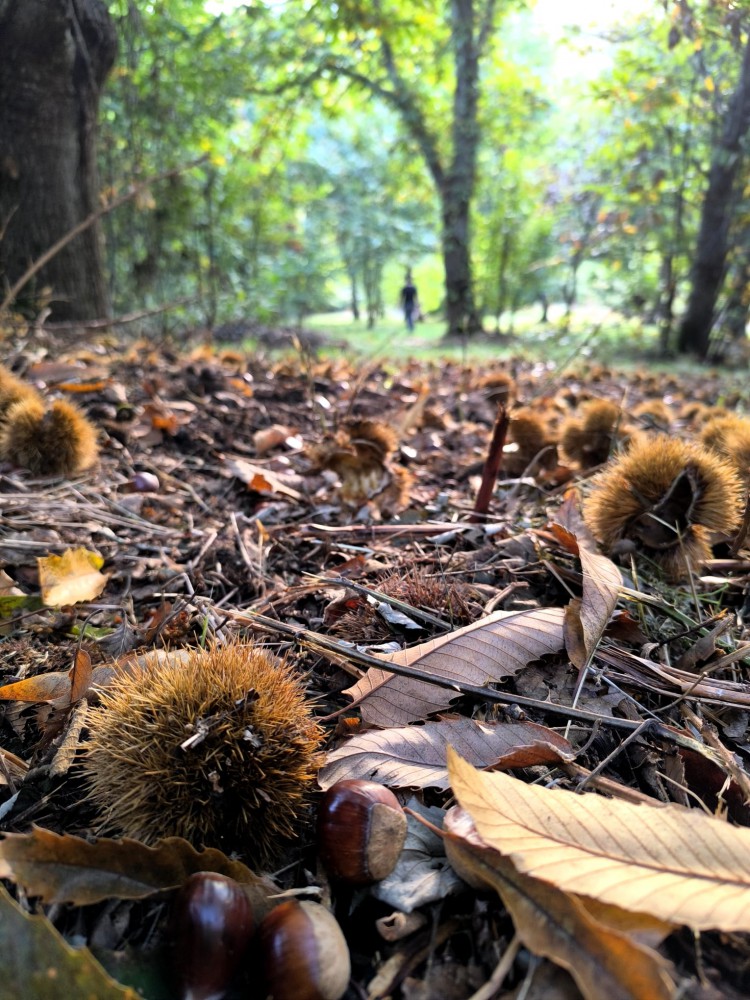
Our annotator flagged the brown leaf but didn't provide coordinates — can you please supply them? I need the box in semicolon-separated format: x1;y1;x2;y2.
0;672;73;707
343;606;566;727
0;882;138;999
0;828;273;914
447;747;750;932
69;649;93;703
444;808;675;1000
319;719;574;791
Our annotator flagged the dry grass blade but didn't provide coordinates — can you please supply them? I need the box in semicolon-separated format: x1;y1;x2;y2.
448;747;750;932
344;606;565;727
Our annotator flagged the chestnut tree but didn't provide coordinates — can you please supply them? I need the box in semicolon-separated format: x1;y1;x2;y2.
0;0;116;321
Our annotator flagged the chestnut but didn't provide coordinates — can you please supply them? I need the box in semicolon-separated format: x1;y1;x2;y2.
172;871;255;1000
317;778;407;884
258;899;351;1000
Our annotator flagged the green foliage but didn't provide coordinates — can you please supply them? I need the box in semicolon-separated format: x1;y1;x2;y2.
91;0;750;350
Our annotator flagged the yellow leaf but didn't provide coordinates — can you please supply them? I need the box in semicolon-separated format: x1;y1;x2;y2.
447;747;750;932
704;76;714;92
38;548;108;607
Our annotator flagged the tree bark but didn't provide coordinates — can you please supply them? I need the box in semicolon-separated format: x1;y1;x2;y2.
440;0;484;337
0;0;116;321
677;33;750;357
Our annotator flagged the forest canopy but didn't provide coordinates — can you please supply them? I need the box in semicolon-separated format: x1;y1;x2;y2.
3;0;750;357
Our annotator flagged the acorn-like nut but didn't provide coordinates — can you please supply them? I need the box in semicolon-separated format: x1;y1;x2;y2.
258;899;351;1000
317;778;407;884
173;872;255;1000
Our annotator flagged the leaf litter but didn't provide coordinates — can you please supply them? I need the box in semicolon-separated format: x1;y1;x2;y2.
2;342;750;996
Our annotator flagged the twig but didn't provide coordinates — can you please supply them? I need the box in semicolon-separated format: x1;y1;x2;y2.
470;404;509;523
467;934;521;1000
306;573;453;631
42;298;196;332
224;608;726;751
0;155;208;315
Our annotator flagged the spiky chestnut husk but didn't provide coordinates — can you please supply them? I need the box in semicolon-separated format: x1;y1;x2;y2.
0;397;98;476
307;421;408;510
508;410;549;454
583;436;744;580
0;365;42;421
560;399;627;468
631;399;673;431
477;372;516;406
326;569;478;643
83;645;324;863
677;401;712;428
504;409;557;476
700;416;750;481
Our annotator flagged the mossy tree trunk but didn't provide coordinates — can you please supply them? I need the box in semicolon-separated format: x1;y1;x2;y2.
0;0;117;321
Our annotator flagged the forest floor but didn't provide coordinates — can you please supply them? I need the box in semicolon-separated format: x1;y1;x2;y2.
1;331;750;999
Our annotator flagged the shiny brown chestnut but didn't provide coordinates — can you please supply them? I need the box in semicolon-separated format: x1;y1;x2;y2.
258;899;351;1000
172;871;255;1000
317;778;407;884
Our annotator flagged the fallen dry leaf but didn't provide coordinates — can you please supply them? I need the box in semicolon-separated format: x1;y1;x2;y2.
444;807;675;1000
225;456;303;500
564;536;622;671
253;423;293;454
447;747;750;932
553;498;622;670
0;828;272;914
0;671;75;708
319;718;574;791
38;547;108;607
344;606;566;726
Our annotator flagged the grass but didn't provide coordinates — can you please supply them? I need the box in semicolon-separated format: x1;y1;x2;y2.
301;303;669;371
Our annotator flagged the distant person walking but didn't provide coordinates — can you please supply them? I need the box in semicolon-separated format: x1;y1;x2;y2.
400;270;419;332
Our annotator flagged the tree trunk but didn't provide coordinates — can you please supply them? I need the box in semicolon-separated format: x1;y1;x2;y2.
677;33;750;357
0;0;116;321
441;0;484;337
441;182;481;336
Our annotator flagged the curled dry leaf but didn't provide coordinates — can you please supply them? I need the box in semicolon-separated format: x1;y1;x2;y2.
552;499;622;671
447;747;750;933
343;606;566;727
564;534;622;671
0;650;93;711
225;456;302;500
0;883;139;999
444;807;675;1000
319;718;574;791
38;547;108;607
0;828;273;914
